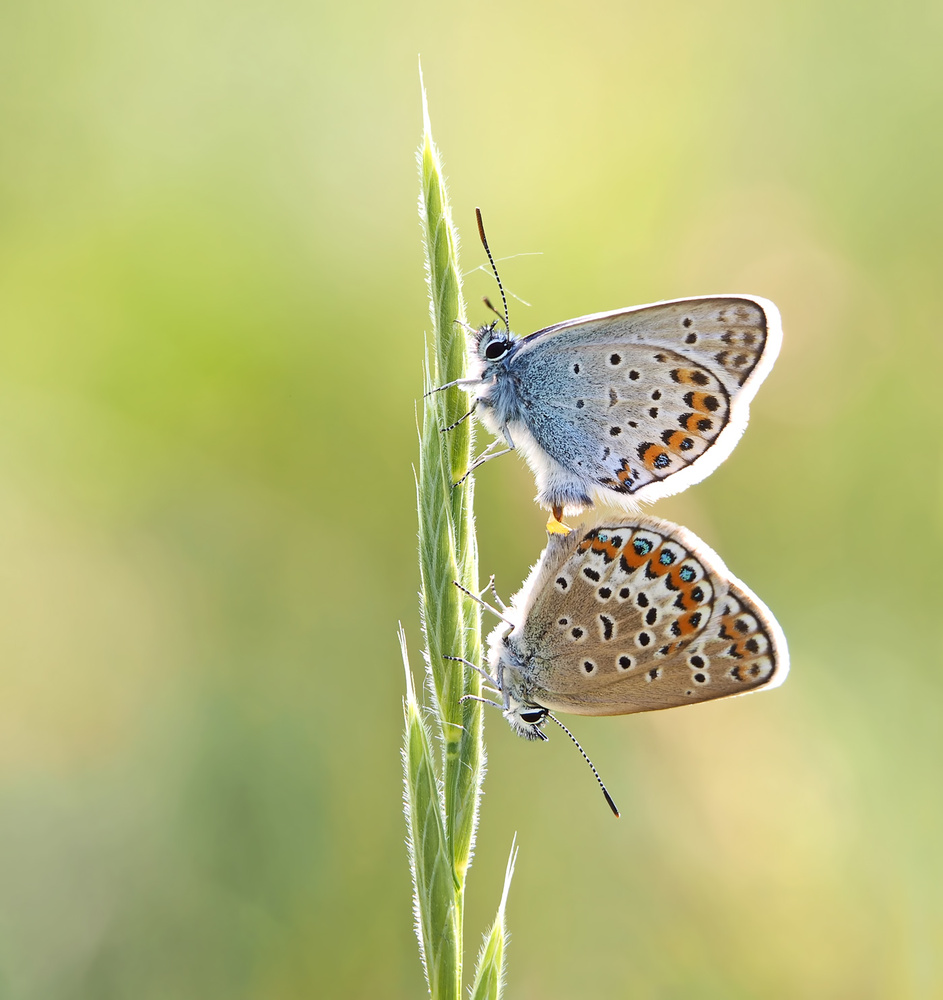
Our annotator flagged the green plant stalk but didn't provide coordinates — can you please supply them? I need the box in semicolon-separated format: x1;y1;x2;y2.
401;628;460;996
416;86;484;878
401;76;513;999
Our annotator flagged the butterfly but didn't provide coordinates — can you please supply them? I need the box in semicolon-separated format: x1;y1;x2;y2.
444;211;782;522
459;516;788;812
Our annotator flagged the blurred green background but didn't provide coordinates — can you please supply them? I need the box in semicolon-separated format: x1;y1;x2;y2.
1;0;940;996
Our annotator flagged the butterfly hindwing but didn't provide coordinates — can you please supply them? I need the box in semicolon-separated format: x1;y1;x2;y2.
513;342;731;495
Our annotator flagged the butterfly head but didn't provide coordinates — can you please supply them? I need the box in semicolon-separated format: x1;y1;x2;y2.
488;634;550;740
475;321;516;367
503;697;550;741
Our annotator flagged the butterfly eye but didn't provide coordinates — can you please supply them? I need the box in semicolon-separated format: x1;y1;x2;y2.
484;339;510;361
519;709;546;725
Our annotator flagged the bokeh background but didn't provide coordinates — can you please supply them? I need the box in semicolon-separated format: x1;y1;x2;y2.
1;0;941;996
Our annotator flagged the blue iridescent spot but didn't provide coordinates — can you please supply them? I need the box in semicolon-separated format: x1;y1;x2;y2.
634;538;653;556
679;566;696;582
659;549;676;566
597;533;608;542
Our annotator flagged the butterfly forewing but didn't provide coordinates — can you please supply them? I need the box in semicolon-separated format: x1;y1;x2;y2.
522;297;773;392
507;518;786;716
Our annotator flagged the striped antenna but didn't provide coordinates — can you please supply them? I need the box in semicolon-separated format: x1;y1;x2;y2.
475;208;510;331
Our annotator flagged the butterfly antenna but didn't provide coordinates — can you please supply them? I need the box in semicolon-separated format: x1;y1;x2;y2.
476;207;510;332
547;713;620;818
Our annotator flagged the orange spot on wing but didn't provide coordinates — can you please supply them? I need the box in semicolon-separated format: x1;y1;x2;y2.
667;580;702;610
682;413;710;434
674;610;704;635
599;460;635;495
641;446;670;471
646;545;673;576
664;430;689;453
687;392;717;414
579;535;621;561
618;538;648;570
717;613;761;658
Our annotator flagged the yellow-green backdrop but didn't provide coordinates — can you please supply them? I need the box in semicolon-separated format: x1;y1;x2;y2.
1;1;940;996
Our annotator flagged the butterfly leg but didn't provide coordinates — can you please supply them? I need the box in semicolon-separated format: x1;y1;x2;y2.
459;692;505;711
482;574;507;612
440;398;478;434
453;437;514;488
443;655;501;696
452;580;515;626
423;375;478;397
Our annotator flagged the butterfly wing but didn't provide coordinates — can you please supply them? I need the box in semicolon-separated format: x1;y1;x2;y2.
508;517;787;715
508;296;781;507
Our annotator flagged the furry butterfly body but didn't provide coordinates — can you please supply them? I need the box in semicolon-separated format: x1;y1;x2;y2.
484;515;788;740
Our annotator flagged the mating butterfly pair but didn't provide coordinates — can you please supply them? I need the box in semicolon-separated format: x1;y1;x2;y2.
442;212;789;813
